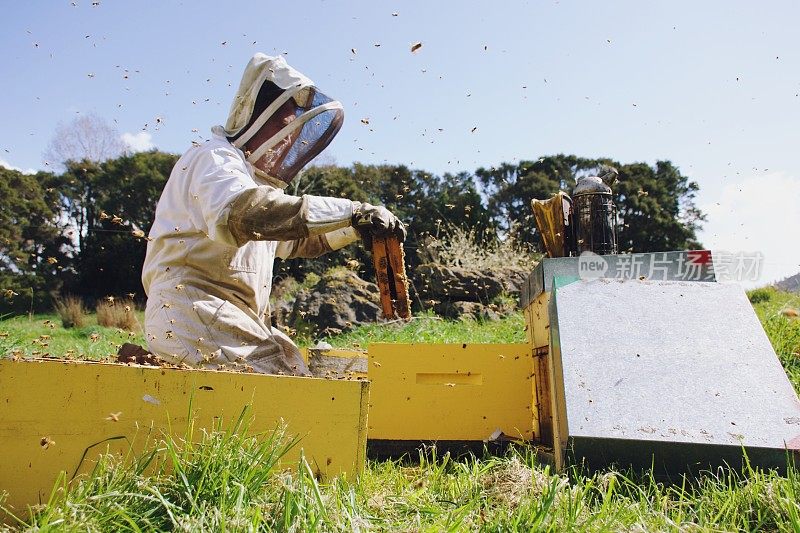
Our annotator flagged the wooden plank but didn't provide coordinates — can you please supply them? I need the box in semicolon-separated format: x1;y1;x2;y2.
533;344;552;445
523;305;541;441
366;343;534;441
0;359;369;514
526;294;555;446
539;290;567;470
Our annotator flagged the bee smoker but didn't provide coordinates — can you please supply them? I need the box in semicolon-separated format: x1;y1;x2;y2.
531;167;619;257
571;168;618;255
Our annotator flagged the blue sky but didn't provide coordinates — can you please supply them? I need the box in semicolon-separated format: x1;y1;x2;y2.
2;1;799;285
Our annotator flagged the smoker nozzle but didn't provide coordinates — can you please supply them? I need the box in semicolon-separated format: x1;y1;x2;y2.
598;167;619;186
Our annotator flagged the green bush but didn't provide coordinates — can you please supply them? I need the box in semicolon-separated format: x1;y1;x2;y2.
748;287;775;304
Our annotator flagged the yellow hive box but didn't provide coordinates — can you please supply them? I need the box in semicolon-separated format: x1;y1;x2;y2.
0;359;369;515
366;343;536;442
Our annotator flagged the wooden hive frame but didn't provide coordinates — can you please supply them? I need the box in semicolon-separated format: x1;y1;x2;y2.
371;235;411;320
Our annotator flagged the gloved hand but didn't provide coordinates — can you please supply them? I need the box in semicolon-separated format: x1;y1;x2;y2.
352;202;406;248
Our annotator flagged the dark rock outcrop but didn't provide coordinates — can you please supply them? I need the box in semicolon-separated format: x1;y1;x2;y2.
776;272;800;293
417;264;505;302
496;268;529;298
288;268;381;336
433;301;503;321
416;263;528;321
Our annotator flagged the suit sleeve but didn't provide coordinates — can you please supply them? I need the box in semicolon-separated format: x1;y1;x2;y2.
187;144;354;247
274;226;361;260
228;186;354;246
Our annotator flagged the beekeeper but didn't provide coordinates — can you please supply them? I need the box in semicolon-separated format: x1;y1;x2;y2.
142;53;405;375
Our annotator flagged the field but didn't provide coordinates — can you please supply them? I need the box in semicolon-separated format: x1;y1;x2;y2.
1;288;799;531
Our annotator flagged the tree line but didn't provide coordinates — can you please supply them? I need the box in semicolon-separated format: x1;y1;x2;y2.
0;150;703;315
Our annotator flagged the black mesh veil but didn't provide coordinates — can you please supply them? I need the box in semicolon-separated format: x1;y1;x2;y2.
273;88;343;184
231;82;343;186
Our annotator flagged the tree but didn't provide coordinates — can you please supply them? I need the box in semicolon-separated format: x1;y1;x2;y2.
43;113;126;169
274;163;494;285
476;155;589;245
15;137;703;312
615;160;704;252
0;166;69;313
476;155;704;253
56;151;177;300
56;160;103;257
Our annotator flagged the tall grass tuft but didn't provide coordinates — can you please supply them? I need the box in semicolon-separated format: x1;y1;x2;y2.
428;223;540;271
9;416;800;531
53;295;87;329
17;409;299;531
96;296;139;332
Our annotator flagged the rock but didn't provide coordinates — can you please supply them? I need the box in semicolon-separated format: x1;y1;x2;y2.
775;272;800;293
496;268;530;298
289;268;382;336
432;301;499;320
270;298;294;327
270;276;300;327
416;264;505;302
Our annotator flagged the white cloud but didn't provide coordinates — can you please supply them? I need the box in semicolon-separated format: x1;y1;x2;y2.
0;158;37;174
699;171;800;287
121;131;155;152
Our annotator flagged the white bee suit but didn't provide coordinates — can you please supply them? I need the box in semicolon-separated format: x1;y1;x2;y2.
142;54;358;374
142;135;358;374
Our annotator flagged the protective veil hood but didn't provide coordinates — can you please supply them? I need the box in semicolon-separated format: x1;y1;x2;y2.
217;53;344;188
220;53;313;138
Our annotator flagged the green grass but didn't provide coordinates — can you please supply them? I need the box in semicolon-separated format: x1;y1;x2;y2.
0;311;524;358
2;290;800;531
7;420;800;531
323;311;527;349
749;287;800;393
0;312;147;361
